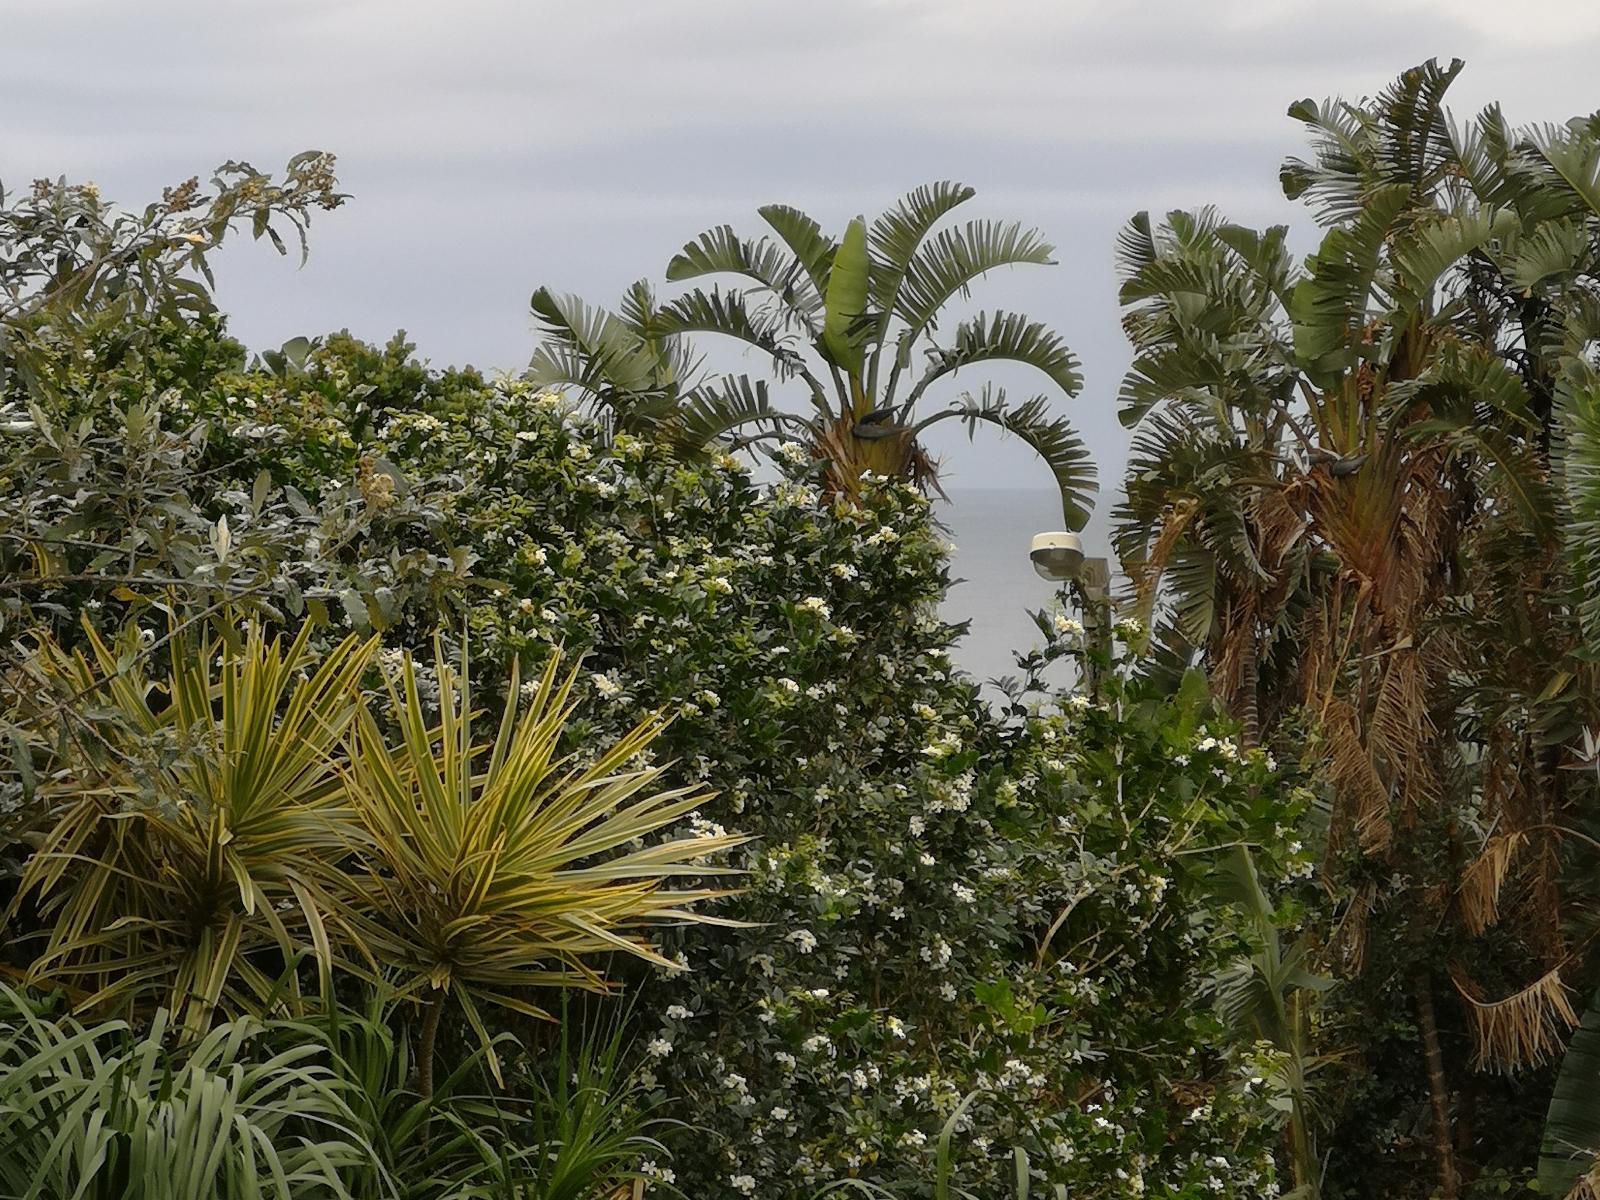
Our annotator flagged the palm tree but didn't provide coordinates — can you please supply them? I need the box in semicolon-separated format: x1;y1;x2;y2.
1113;208;1317;746
528;183;1096;529
1116;59;1600;1198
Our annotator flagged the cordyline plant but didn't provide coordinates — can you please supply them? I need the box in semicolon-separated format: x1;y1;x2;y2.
9;619;743;1092
336;644;744;1092
528;182;1095;528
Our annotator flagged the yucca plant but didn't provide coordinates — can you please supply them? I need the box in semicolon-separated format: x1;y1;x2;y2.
14;620;378;1032
334;644;744;1093
529;182;1095;527
0;985;368;1200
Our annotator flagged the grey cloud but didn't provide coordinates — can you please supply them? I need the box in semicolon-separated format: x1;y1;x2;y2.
7;0;1600;513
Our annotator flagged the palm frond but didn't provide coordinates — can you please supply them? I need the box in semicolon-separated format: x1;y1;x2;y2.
868;181;976;312
672;375;814;454
906;310;1082;411
893;221;1056;341
665;225;820;328
912;384;1094;529
528;288;664;399
758;203;835;303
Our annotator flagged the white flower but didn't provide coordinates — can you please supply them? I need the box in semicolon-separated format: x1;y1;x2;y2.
771;1106;790;1120
797;596;831;618
802;1033;831;1055
939;982;957;1001
645;1037;673;1058
951;883;975;903
885;1016;907;1039
776;677;801;695
918;852;936;867
789;929;818;954
665;1004;692;1020
1053;613;1083;636
639;1159;675;1184
899;1130;927;1148
908;815;926;836
776;441;811;465
591;672;623;699
730;1174;757;1195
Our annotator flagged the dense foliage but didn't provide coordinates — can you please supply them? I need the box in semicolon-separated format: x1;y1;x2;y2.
1112;59;1600;1199
12;57;1600;1200
1;291;1308;1196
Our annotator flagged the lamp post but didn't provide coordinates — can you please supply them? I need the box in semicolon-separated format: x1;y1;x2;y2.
1030;531;1113;694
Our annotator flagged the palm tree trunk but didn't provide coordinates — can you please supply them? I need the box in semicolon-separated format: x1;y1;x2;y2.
1414;974;1459;1200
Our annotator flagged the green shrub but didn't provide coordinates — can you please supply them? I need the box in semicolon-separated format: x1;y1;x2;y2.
3;328;1312;1198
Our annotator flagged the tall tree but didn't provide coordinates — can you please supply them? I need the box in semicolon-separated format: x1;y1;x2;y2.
1115;60;1600;1197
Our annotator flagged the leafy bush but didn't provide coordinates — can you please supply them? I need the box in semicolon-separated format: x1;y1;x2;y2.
0;986;665;1200
3;324;1311;1197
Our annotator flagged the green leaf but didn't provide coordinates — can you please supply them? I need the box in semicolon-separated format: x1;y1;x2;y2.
665;225;820;326
527;287;669;406
1540;987;1600;1197
669;375;811;454
822;216;870;384
758;204;836;302
868;181;976;312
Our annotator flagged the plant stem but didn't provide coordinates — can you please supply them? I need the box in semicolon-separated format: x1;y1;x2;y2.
416;991;445;1098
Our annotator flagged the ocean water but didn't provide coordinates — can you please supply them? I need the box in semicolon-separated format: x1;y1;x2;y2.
935;489;1105;690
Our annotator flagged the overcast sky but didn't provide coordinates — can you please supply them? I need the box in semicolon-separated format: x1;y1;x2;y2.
8;0;1600;516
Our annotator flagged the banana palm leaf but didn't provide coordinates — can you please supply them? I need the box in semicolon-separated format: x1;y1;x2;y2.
821;216;871;385
758;203;836;301
665;224;820;327
867;181;977;313
1540;987;1600;1198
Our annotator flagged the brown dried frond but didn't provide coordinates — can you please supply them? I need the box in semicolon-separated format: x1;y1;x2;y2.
1134;498;1199;615
1459;831;1526;936
1563;1163;1600;1200
1369;650;1433;784
1451;964;1579;1073
1326;701;1392;853
1329;882;1376;975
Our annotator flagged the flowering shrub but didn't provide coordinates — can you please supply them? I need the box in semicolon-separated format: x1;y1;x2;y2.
3;329;1314;1198
637;609;1314;1199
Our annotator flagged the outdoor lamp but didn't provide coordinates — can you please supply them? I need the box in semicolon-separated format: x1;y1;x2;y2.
1029;531;1085;582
